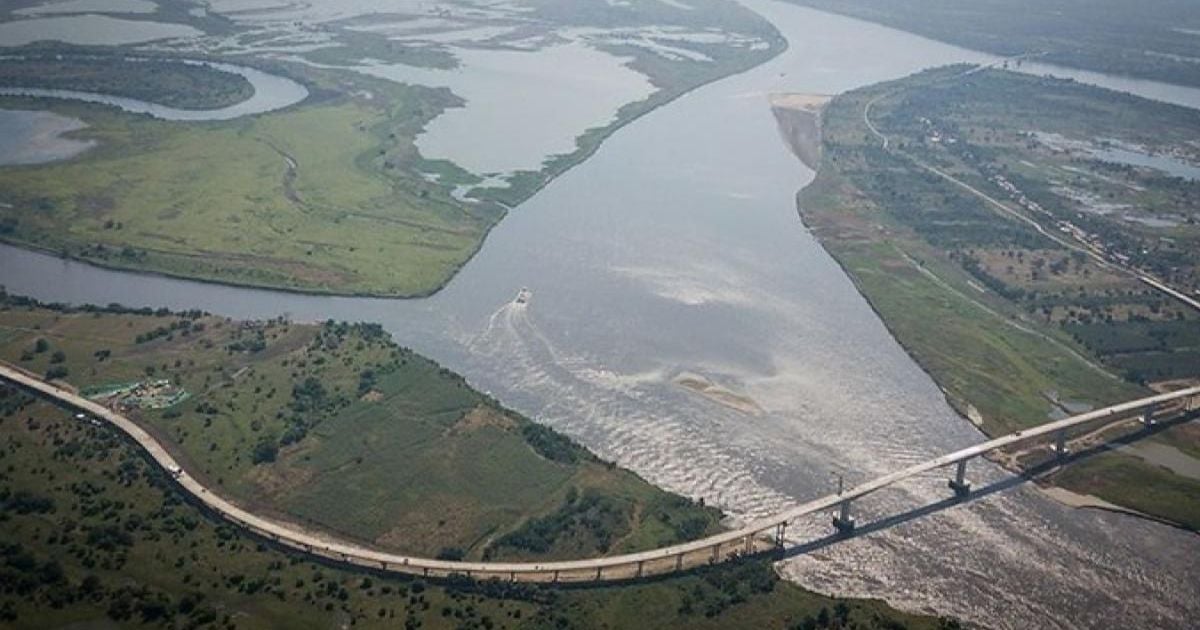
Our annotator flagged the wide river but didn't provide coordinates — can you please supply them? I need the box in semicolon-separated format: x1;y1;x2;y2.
2;1;1198;628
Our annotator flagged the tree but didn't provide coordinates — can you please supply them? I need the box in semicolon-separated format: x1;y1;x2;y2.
45;366;69;381
252;439;279;464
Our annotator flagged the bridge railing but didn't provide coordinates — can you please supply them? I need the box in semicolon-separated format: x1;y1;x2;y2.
1;361;1197;583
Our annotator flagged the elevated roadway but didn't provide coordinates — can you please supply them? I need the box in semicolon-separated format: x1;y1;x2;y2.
2;360;1196;583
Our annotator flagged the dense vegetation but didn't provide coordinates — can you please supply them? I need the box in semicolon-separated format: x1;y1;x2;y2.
0;293;960;629
859;68;1200;383
0;61;501;296
786;0;1200;87
0;54;254;110
793;66;1200;527
0;292;725;560
0;389;964;629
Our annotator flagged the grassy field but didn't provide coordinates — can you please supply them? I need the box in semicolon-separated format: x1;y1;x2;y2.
0;298;962;629
0;395;962;630
792;67;1200;527
1049;451;1200;530
0;0;784;296
0;293;726;560
0;62;503;297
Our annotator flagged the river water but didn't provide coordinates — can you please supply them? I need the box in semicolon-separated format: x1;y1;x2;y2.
1;1;1198;628
0;59;308;121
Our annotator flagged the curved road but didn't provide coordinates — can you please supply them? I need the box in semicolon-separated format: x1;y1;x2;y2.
3;360;1197;583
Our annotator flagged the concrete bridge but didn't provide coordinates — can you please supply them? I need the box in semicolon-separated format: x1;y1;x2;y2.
2;360;1197;583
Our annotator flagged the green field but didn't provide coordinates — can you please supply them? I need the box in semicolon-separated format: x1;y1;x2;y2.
0;0;784;297
0;63;505;297
0;394;960;629
0;293;726;559
0;295;961;629
792;66;1200;527
1050;451;1200;530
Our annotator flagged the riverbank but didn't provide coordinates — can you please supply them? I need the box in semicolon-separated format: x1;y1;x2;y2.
0;53;254;110
781;0;1200;89
0;291;959;629
0;1;786;298
787;66;1200;530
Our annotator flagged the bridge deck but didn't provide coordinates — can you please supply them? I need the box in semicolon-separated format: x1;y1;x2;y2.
2;361;1196;581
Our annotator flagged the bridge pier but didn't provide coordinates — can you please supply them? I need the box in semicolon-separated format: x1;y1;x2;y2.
635;561;644;578
1054;429;1069;459
743;534;753;555
832;499;855;534
1140;404;1157;428
675;553;684;571
711;544;720;563
774;521;787;548
948;459;971;497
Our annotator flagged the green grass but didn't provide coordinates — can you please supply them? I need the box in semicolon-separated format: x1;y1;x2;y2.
793;67;1199;526
0;66;495;297
0;295;724;560
0;1;786;297
799;163;1143;436
1051;452;1200;530
0;299;961;629
0;393;960;629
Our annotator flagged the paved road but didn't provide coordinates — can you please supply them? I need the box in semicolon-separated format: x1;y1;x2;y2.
860;69;1200;313
2;360;1196;583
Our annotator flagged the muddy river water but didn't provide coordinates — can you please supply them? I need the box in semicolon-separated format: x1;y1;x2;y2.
1;1;1199;628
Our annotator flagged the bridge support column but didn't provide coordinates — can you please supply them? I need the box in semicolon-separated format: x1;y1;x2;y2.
1140;404;1157;428
675;553;684;571
510;571;516;582
1054;429;1069;459
635;561;644;578
948;459;971;497
711;544;720;563
832;499;855;534
743;534;753;555
595;567;602;581
552;570;560;583
774;522;787;548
